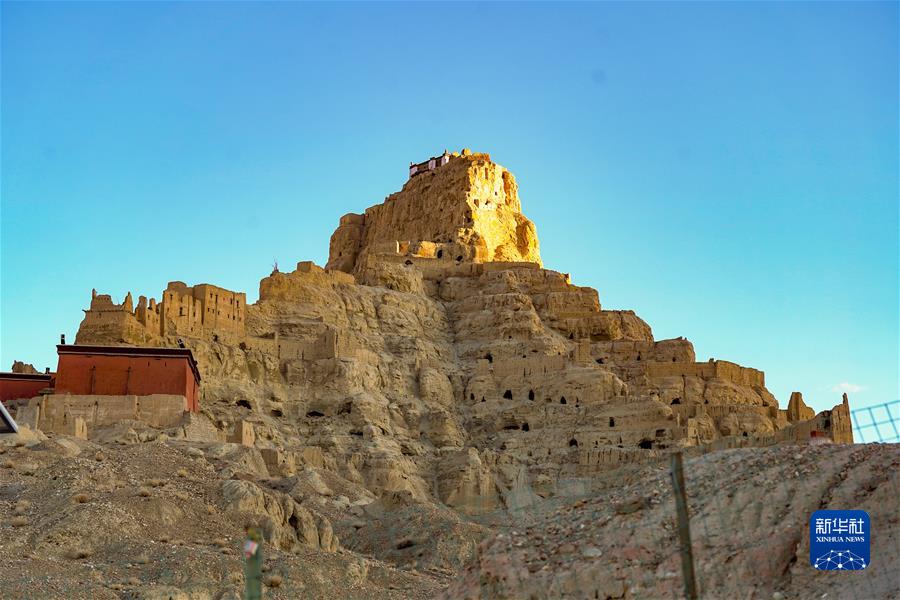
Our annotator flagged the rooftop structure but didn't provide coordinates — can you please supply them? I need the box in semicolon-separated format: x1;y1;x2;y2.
55;344;202;412
0;371;54;404
409;150;451;178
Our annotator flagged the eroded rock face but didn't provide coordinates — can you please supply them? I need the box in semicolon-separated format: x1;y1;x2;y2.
221;479;338;552
11;361;40;374
64;150;854;588
326;152;541;274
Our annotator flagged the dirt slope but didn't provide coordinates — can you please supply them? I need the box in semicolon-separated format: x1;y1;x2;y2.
443;443;900;600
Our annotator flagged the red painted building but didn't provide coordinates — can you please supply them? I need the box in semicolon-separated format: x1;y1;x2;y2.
0;372;53;404
54;345;201;412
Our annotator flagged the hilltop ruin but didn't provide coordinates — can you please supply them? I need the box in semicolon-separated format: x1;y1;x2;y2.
66;149;851;499
0;149;873;600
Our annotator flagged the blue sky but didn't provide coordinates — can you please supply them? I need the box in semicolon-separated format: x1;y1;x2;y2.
2;2;897;414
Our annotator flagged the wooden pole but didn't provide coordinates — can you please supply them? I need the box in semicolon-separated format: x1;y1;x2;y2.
670;452;698;600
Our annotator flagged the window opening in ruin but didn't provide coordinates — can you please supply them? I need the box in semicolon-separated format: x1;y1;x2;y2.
405;260;413;265
456;256;463;262
485;353;493;363
528;389;535;401
742;432;748;437
671;398;681;405
503;424;520;430
569;438;578;447
636;354;642;361
470;393;475;400
672;357;677;362
638;439;653;449
503;390;513;400
270;409;283;418
655;429;665;437
522;423;530;432
609;417;615;427
306;410;324;417
436;250;443;259
596;358;605;364
559;396;567;404
236;399;251;410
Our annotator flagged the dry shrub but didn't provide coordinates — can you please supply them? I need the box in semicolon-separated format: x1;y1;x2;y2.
173;490;189;501
17;463;37;476
72;493;90;504
10;516;28;527
137;487;152;497
144;478;163;488
13;500;31;515
65;546;92;560
3;460;15;469
263;574;283;588
228;571;243;585
176;468;188;478
213;537;228;548
135;554;150;565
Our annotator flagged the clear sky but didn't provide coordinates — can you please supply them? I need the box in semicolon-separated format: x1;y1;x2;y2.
2;2;897;415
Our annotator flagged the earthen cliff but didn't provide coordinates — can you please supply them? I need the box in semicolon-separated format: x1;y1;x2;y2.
5;149;863;599
68;150;852;507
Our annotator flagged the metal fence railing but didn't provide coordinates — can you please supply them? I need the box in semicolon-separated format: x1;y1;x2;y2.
851;400;899;443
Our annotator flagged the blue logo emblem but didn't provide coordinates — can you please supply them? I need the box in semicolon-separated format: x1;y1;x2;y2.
810;510;870;570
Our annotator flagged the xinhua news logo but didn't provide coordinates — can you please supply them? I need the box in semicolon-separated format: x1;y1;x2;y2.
809;509;870;570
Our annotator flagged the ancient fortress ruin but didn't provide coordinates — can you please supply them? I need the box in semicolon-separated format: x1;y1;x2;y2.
14;148;852;516
78;281;247;345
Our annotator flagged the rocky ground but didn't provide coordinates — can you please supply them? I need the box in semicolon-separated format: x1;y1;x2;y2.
444;442;900;600
0;426;448;599
2;424;896;599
